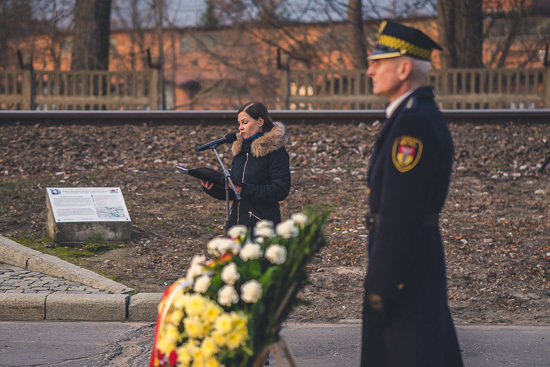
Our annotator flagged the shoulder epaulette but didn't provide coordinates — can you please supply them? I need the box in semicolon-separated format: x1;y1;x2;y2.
405;96;417;110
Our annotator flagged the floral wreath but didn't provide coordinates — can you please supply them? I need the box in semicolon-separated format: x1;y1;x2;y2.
150;208;329;367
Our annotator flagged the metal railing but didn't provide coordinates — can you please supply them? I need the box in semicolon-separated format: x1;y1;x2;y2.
1;109;549;126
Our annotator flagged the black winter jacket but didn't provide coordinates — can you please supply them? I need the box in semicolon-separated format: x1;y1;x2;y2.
203;122;291;229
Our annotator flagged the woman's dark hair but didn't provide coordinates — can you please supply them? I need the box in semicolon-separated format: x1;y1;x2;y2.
237;101;274;132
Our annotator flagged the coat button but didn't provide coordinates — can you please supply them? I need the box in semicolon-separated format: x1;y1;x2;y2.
397;283;405;290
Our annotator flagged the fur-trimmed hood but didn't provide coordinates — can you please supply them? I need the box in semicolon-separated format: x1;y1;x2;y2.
231;121;289;157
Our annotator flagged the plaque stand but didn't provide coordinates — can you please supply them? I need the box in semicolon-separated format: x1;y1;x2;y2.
251;337;298;367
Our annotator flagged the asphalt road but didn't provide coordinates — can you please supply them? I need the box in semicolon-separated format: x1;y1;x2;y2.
0;322;548;366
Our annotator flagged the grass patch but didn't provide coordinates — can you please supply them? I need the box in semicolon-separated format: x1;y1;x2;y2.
489;162;505;170
10;236;127;283
0;179;32;192
11;236;123;261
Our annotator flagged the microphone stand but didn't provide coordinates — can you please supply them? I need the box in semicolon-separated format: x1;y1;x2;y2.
210;145;241;236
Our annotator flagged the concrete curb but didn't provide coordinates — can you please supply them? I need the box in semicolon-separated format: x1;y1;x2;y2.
0;235;132;294
128;293;163;321
46;293;130;321
0;235;163;322
0;293;45;321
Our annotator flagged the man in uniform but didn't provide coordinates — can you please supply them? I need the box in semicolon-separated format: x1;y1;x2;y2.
361;21;464;366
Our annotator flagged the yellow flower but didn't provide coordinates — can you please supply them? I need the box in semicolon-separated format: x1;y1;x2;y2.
164;324;180;345
203;302;222;324
173;292;190;309
184;315;205;339
200;337;218;358
156;335;175;355
169;309;184;326
230;312;248;330
176;345;193;366
214;314;232;334
202;322;212;337
185;294;206;317
211;330;227;347
204;357;222;367
186;340;199;354
192;348;206;364
226;329;247;349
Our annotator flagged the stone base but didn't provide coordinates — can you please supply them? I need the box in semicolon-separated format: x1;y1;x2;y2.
46;196;131;244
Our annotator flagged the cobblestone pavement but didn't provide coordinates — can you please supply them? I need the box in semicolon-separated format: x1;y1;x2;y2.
0;261;109;294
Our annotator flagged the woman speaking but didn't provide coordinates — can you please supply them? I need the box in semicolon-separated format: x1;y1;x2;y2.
201;101;291;229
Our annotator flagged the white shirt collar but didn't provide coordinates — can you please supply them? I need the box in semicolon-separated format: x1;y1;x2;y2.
385;90;414;118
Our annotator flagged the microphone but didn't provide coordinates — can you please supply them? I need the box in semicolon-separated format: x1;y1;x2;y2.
197;132;238;152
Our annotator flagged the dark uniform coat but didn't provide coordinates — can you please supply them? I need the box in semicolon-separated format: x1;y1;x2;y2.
361;86;463;366
204;121;291;229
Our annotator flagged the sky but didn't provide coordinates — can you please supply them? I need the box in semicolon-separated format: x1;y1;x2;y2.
169;0;207;27
34;0;436;29
166;0;346;27
163;0;436;27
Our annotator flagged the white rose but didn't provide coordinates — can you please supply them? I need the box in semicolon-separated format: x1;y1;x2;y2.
207;238;236;256
193;274;211;293
190;254;206;267
186;263;204;281
218;238;238;255
291;213;308;227
217;285;239;306
230;242;242;255
255;220;274;230
239;242;262;262
207;238;223;256
241;280;263;303
254;226;275;239
276;219;299;239
228;225;248;240
265;244;287;265
221;262;240;285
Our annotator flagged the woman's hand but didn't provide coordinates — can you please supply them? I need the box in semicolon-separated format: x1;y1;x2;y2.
230;182;242;194
201;180;214;190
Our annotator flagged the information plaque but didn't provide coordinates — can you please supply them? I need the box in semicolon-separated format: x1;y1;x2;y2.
46;187;131;243
47;187;131;223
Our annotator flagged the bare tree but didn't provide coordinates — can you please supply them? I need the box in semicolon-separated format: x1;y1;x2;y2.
33;0;74;70
347;0;368;69
483;0;549;68
71;0;112;70
0;0;73;70
0;1;34;68
111;0;154;71
437;0;483;68
206;0;350;68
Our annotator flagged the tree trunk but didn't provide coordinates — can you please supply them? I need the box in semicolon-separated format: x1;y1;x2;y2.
456;0;483;67
497;5;524;67
437;0;458;68
437;0;483;68
154;0;165;110
71;0;112;71
347;0;368;69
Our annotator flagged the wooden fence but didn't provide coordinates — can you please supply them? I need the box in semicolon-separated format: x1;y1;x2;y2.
2;66;549;111
0;69;159;110
281;67;550;110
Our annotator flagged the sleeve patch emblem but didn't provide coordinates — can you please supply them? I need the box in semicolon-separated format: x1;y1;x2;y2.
392;136;423;172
